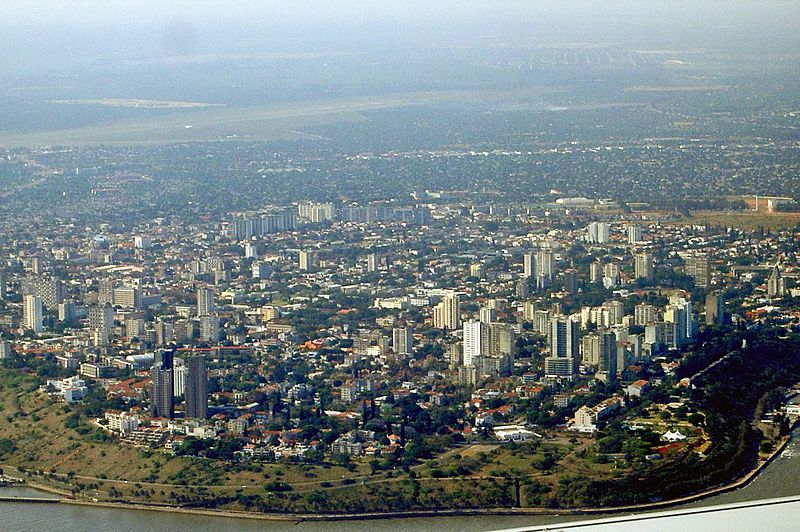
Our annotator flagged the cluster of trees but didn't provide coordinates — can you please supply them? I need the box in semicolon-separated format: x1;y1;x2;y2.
560;325;800;507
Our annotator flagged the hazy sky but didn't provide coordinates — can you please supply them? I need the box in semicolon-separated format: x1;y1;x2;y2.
0;1;798;68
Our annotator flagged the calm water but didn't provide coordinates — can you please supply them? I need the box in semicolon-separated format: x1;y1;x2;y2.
2;428;800;532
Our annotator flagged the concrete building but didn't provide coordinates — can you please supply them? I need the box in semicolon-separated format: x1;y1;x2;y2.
23;295;43;333
392;327;414;355
185;354;208;419
196;287;215;317
705;291;724;325
635;253;654;280
685;251;711;288
463;319;486;367
545;314;580;378
433;294;461;330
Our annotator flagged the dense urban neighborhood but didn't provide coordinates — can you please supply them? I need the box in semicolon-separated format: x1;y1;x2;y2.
2;185;800;513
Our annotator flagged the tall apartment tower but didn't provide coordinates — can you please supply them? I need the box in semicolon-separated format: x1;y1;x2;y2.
767;266;786;298
0;270;6;299
88;303;114;344
685;251;711;288
635;253;654;280
536;250;554;289
24;295;43;333
185;354;208;419
433;294;461;330
392;327;414;355
627;225;643;244
544;315;580;378
299;250;315;271
586;222;610;244
197;287;215;317
590;261;603;284
479;307;496;324
595;330;618;378
523;252;536;279
150;365;174;419
705;291;724;326
367;253;379;273
462;319;487;367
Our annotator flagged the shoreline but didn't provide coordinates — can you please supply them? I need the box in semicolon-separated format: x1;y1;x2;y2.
2;432;792;523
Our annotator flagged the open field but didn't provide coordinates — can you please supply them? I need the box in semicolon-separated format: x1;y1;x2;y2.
685;211;800;230
0;88;562;148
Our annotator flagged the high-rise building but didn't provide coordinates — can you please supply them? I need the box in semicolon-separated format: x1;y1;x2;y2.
563;269;578;295
197;287;215;317
244;242;258;259
252;262;271;279
627;225;643;244
155;320;175;346
523;301;538;321
173;365;187;397
515;280;529;298
113;286;140;309
479;307;496;324
126;317;145;338
463;319;487;367
595;330;618;378
602;262;620;288
58;301;77;322
545;315;580;378
634;303;659;326
433;294;461;330
134;235;152;249
586;222;610;244
299;250;315;271
536;250;554;289
705;292;724;326
523;252;536;279
154;348;174;370
23;295;43;333
392;327;414;355
298;202;335;223
0;341;12;359
589;262;603;284
685;251;711;288
665;297;694;347
550;315;580;359
98;279;115;305
199;315;220;342
0;271;6;300
150;365;174;419
635;253;654;280
767;266;786;298
185;354;208;419
22;276;63;310
469;262;484;279
88;304;114;343
367;253;378;273
487;322;516;356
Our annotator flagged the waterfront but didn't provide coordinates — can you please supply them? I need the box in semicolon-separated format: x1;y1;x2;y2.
2;427;800;531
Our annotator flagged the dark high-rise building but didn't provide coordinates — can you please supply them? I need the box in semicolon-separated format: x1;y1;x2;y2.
150;365;174;419
185;354;208;419
705;292;724;326
563;269;578;295
154;347;175;370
